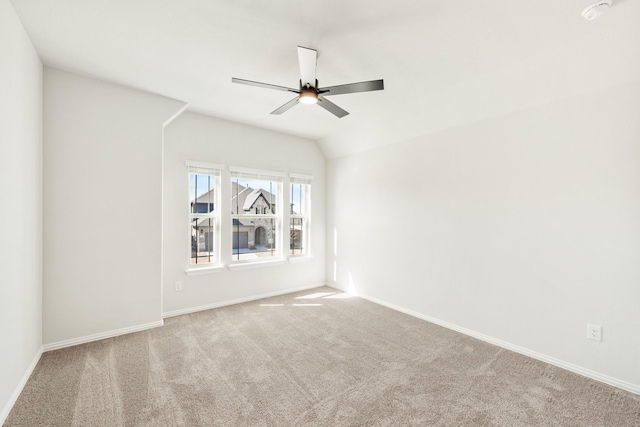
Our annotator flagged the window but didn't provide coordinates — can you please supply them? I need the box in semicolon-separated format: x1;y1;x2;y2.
290;174;311;256
187;161;221;267
185;164;311;271
230;168;284;263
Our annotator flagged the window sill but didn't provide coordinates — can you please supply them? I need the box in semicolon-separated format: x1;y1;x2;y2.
185;265;224;276
288;255;313;264
228;259;285;271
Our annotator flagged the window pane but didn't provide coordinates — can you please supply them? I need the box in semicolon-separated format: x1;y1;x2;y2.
232;218;276;261
232;177;277;215
191;217;214;264
290;217;304;255
290;183;306;215
190;174;215;214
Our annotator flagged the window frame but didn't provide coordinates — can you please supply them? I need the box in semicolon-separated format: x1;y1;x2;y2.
229;166;285;265
186;161;223;273
289;173;312;258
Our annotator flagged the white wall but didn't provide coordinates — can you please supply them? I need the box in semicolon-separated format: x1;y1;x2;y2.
43;69;186;345
163;112;326;314
327;80;640;391
0;0;43;422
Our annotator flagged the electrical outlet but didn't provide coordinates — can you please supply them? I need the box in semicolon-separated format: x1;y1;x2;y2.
587;324;602;341
175;281;183;292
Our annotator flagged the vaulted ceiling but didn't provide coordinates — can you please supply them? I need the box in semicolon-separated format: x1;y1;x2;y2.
10;0;640;158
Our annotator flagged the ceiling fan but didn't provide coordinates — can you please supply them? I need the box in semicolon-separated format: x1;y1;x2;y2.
232;46;384;118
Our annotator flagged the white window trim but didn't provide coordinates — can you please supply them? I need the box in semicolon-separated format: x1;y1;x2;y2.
182;165;314;271
289;172;313;181
186;161;223;272
186;160;225;171
228;259;286;271
288;174;312;259
229;165;286;178
230;167;283;265
185;265;224;275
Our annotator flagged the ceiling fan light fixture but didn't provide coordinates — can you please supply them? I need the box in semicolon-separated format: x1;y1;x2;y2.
299;88;318;104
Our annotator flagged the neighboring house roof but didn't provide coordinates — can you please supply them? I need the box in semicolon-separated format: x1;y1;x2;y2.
194;181;245;205
231;186;251;214
242;189;273;212
232;185;275;215
193;189;215;205
192;181;276;215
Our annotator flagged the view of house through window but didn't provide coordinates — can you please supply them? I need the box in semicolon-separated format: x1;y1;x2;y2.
188;163;220;266
290;176;311;256
187;164;310;269
230;170;282;262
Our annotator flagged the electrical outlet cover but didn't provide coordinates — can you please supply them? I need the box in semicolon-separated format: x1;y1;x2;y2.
587;324;602;341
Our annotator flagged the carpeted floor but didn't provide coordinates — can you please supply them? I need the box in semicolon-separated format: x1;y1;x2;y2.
5;286;640;426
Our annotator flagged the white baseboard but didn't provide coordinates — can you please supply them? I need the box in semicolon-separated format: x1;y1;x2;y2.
352;291;640;396
42;320;164;352
163;283;327;318
42;284;329;351
0;346;43;426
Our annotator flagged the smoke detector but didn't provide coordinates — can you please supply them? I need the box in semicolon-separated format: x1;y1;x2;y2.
582;0;612;20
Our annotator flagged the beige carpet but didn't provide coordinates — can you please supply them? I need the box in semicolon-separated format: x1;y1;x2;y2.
5;286;640;426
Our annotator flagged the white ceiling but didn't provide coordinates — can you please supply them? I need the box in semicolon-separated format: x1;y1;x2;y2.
10;0;640;158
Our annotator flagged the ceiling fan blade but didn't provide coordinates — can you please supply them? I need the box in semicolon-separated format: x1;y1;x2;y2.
317;97;349;118
319;79;384;96
270;97;299;115
232;77;298;93
297;46;317;87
